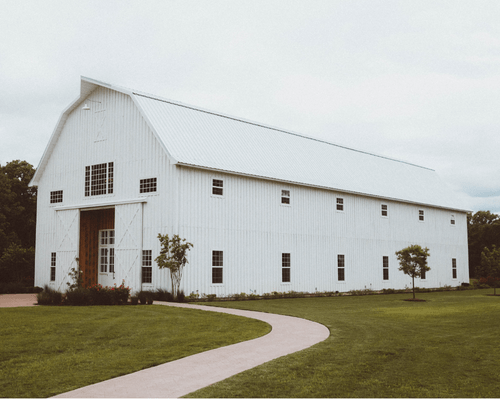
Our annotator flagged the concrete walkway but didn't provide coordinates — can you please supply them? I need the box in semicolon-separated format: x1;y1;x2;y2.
54;301;330;398
0;293;37;307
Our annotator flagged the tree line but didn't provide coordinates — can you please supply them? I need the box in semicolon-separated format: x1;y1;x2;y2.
0;160;37;287
0;159;499;288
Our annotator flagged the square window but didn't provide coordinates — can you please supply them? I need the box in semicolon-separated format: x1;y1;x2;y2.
140;178;157;193
336;198;344;211
50;190;63;204
212;267;223;284
212;179;223;196
281;190;290;205
142;267;152;284
212;250;223;266
85;162;114;196
381;204;388;217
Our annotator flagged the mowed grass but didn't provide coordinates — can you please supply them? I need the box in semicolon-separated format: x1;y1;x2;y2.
187;290;500;398
0;305;270;398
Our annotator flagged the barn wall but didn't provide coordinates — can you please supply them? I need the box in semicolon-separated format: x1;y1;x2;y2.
34;87;175;291
172;167;468;296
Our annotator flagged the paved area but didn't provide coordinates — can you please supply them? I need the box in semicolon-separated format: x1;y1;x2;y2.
54;301;330;398
0;293;37;307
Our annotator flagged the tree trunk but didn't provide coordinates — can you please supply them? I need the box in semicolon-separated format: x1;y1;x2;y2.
412;276;415;299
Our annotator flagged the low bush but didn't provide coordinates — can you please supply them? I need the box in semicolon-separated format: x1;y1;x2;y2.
137;290;154;304
154;288;174;302
36;286;63;305
65;288;91;306
177;290;186;303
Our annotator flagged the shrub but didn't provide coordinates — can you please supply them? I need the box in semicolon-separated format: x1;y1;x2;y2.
177;290;186;303
130;295;139;305
65;288;91;306
36;286;63;305
138;290;154;305
154;288;174;302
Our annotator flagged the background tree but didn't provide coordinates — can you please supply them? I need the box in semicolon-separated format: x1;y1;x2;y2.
468;211;500;278
395;244;430;299
478;245;500;295
0;160;37;286
155;234;193;299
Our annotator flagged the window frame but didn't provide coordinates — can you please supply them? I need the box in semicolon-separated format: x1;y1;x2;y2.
142;250;152;284
50;190;63;204
450;214;456;226
50;252;56;281
281;189;291;206
212;250;223;284
452;258;457;279
338;254;345;282
282;253;291;283
381;204;388;218
336;197;344;212
85;162;114;197
418;209;425;222
211;178;224;197
383;256;389;280
140;177;157;194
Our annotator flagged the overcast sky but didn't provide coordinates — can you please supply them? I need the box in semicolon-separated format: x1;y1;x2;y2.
1;0;499;214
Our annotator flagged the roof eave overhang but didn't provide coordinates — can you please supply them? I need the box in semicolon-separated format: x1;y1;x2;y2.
175;162;471;213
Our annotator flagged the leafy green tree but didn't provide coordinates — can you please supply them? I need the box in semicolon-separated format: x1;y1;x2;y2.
478;245;500;295
155;234;193;299
0;160;37;285
468;211;500;278
396;245;430;299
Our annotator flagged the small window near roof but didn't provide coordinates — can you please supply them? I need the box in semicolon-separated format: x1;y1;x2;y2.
451;214;455;225
336;198;344;211
281;190;290;205
419;209;425;221
140;178;157;193
212;179;223;196
381;204;388;217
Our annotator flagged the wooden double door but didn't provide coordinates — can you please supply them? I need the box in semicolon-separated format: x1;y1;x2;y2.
79;208;115;287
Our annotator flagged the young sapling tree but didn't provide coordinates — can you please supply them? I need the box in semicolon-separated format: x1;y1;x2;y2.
396;244;430;300
155;234;193;300
479;245;500;295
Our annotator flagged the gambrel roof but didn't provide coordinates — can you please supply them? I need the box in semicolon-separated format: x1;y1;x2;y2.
31;77;468;212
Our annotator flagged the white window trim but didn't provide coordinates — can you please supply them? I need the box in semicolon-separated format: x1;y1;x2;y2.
280;189;291;207
381;203;389;218
139;177;158;196
418;209;425;223
336;197;344;213
211;250;224;285
211;177;225;198
450;214;456;226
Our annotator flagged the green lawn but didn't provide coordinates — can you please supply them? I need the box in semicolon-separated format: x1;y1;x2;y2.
0;305;270;398
186;289;500;398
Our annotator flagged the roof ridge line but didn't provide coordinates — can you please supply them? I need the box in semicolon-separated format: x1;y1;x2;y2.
133;92;434;171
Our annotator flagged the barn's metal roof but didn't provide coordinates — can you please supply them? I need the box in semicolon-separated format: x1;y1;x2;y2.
132;92;467;211
31;77;468;211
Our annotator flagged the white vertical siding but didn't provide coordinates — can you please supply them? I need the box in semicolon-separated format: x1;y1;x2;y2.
176;167;468;296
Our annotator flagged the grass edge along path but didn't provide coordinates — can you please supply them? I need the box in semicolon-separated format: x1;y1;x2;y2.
186;289;500;398
0;305;270;398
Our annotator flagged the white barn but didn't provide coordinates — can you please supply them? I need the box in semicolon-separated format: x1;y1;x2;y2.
30;77;469;296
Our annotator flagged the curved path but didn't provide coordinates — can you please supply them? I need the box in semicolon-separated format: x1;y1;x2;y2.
55;301;330;398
